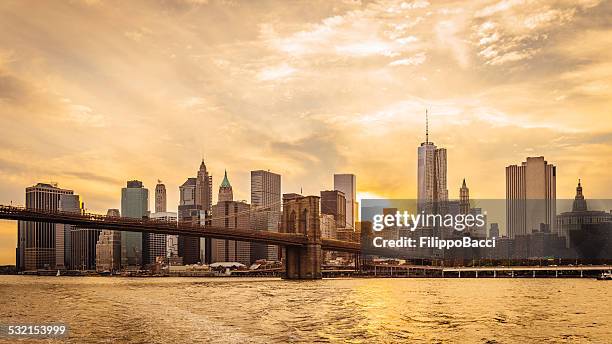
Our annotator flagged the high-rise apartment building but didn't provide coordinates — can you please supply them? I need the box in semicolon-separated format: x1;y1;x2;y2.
506;156;556;238
18;183;73;271
121;180;149;269
155;180;167;213
96;209;122;273
333;174;356;229
417;110;448;214
250;170;281;262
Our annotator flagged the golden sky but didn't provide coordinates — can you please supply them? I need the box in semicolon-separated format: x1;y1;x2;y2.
1;0;611;264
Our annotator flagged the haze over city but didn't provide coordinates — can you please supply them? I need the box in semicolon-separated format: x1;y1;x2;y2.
1;0;611;264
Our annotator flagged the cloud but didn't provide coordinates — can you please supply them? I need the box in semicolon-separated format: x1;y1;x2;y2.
258;63;296;81
389;52;426;66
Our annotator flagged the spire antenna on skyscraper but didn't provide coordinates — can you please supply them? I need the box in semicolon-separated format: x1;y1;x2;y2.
425;108;429;144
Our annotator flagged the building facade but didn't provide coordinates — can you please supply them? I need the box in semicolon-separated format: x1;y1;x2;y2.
211;201;251;265
55;194;82;270
195;159;213;213
155;180;167;213
334;174;357;230
178;177;202;264
18;183;73;271
121;180;149;269
95;209;122;273
70;226;100;271
148;212;178;264
417;113;448;214
557;180;612;247
320;190;346;228
506;157;556;238
211;173;251;265
459;179;469;215
250;170;281;262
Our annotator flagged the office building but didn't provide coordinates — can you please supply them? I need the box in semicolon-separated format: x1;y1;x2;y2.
320;214;336;239
459;179;469;215
218;170;233;202
251;170;281;262
506;156;556;238
417;110;448;214
489;223;500;238
71;226;100;271
211;172;251;265
155;180;167;213
178;177;202;264
334;174;357;229
55;194;82;270
320;190;346;228
121;180;149;269
143;212;178;265
96;209;122;273
196;159;213;212
18;183;73;271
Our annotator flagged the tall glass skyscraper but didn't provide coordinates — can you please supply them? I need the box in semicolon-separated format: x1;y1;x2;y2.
121;180;148;269
250;170;281;262
55;194;82;270
334;174;357;229
417;111;448;214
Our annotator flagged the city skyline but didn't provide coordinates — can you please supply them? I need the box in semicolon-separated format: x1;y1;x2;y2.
1;0;612;264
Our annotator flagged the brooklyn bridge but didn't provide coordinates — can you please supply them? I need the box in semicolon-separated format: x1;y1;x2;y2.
0;195;361;280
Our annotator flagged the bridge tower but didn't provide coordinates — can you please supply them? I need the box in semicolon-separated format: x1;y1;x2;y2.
281;195;321;279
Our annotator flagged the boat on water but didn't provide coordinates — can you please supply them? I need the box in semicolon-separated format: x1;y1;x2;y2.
597;272;612;280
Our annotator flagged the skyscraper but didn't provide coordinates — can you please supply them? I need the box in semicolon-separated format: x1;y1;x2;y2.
506;156;556;238
211;172;251;265
178;176;201;264
250;170;281;262
55;194;82;270
459;179;469;215
417;110;448;214
143;180;170;266
333;174;356;229
96;209;122;273
155;180;167;213
195;159;213;212
146;212;177;265
218;170;233;202
121;180;149;269
320;190;346;228
70;226;100;271
18;183;73;271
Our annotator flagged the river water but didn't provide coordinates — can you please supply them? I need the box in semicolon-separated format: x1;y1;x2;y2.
0;276;610;343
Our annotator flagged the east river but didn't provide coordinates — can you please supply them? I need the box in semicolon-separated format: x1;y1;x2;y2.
0;276;611;343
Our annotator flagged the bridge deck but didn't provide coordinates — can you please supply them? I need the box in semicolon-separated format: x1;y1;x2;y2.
0;205;360;252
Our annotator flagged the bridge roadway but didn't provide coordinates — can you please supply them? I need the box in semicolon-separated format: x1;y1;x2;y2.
0;205;360;253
